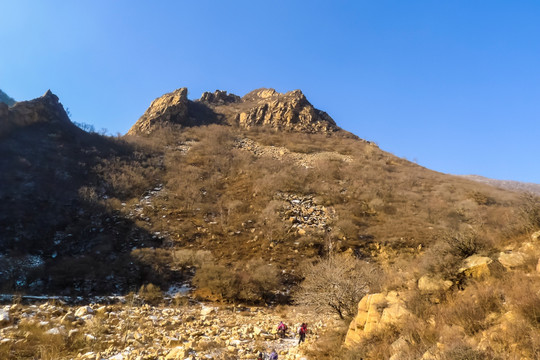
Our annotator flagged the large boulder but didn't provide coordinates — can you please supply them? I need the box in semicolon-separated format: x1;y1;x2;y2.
345;291;412;347
418;275;453;292
458;255;503;278
497;251;527;269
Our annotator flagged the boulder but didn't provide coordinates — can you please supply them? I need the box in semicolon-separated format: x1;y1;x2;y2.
165;346;189;359
458;255;503;278
200;305;215;316
75;306;94;317
345;292;412;346
418;275;453;292
497;251;527;269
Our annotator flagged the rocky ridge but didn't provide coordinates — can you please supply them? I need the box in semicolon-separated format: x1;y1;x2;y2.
0;90;73;136
127;88;339;135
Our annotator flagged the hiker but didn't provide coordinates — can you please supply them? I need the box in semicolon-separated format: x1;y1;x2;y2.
277;321;288;338
257;350;265;360
269;349;278;360
298;322;307;345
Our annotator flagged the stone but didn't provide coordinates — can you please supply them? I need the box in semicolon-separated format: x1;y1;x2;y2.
200;306;215;316
497;251;527;269
418;275;453;292
0;309;10;325
458;255;503;278
165;346;188;359
345;291;413;347
46;327;62;335
75;306;94;317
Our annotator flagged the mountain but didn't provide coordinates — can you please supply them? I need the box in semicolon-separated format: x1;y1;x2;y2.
2;87;540;359
460;174;540;196
0;87;531;299
0;89;16;106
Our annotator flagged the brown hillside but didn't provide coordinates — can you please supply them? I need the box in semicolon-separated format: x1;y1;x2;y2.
0;88;534;301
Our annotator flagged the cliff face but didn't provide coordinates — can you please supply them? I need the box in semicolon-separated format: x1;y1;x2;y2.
127;87;339;135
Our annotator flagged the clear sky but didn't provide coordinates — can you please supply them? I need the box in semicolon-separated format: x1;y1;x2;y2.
1;1;539;183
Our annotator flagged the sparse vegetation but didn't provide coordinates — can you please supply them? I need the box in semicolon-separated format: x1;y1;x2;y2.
293;254;381;320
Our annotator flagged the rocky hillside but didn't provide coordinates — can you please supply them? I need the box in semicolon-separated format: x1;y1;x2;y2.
128;88;339;135
0;89;15;107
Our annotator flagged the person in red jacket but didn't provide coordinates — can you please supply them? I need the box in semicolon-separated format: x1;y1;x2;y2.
298;323;307;345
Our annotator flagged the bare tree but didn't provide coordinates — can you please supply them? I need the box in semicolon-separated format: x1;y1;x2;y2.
293;254;380;320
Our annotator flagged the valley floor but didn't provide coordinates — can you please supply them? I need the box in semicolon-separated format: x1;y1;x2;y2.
0;299;338;360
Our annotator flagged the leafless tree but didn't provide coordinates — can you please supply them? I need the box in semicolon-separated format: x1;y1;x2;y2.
293;254;381;320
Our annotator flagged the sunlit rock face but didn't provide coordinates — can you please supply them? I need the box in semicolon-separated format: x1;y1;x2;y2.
127;87;339;135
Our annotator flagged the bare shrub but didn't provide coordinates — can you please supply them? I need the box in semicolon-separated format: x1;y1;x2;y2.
193;259;281;303
443;228;485;258
518;192;540;234
171;249;213;269
138;283;163;305
193;263;238;301
293;254;381;319
237;259;280;302
440;343;492;360
442;281;504;335
342;325;399;360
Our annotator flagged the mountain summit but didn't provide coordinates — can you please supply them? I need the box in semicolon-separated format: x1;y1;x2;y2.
127;88;338;135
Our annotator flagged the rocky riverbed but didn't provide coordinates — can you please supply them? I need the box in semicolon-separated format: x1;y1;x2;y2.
0;299;337;360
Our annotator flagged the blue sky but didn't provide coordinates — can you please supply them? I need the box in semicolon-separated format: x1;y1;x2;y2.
1;1;539;183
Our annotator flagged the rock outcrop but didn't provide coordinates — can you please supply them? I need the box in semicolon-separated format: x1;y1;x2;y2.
0;90;72;136
128;88;190;135
127;87;339;135
234;88;337;133
345;292;413;347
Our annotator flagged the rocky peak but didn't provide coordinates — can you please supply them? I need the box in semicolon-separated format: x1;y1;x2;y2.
128;88;189;135
0;90;71;136
236;88;337;133
127;86;339;135
198;90;241;105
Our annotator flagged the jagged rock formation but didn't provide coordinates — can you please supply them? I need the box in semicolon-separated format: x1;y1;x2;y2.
127;87;339;135
0;89;15;106
0;90;73;137
128;88;191;135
